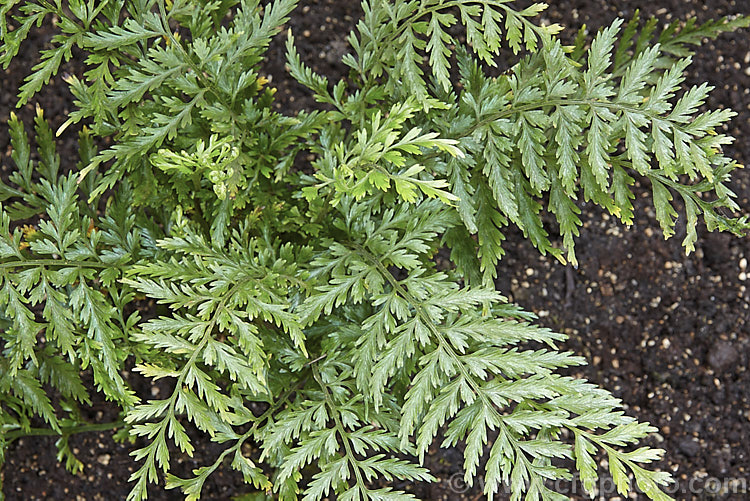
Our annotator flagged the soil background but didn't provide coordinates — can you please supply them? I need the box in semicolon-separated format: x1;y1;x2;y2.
1;0;749;500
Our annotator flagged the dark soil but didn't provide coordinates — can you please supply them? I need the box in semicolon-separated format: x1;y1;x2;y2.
2;0;749;500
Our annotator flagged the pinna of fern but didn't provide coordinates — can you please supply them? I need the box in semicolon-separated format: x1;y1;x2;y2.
292;0;750;284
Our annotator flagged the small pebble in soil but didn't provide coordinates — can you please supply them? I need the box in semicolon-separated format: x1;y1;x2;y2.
707;340;739;371
708;450;731;476
678;438;701;457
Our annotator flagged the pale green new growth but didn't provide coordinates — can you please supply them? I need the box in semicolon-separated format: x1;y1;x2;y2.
0;0;748;500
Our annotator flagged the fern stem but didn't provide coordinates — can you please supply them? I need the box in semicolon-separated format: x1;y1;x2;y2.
0;259;115;270
464;97;663;140
312;364;370;494
4;419;126;443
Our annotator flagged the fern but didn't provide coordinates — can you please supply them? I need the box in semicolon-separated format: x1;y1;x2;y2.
1;1;748;500
0;110;143;473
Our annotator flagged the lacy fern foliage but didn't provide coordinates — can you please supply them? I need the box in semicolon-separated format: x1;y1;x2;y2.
0;0;748;500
